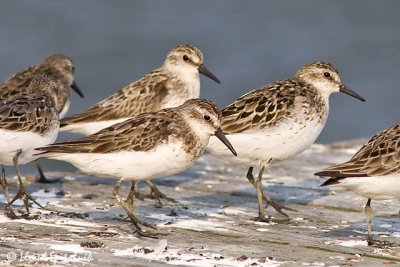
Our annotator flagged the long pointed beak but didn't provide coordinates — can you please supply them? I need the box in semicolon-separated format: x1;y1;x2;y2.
339;84;365;102
71;81;84;98
198;64;221;84
214;128;237;156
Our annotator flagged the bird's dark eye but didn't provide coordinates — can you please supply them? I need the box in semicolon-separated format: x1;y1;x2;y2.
203;114;210;121
324;72;330;78
183;55;189;62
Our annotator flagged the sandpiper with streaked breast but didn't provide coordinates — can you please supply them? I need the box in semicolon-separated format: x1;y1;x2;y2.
36;99;236;237
207;61;365;221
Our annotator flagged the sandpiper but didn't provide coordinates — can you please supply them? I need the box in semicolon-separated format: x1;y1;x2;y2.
0;75;60;216
0;54;83;183
316;124;400;245
60;44;219;135
60;43;219;201
207;61;365;221
36;99;236;236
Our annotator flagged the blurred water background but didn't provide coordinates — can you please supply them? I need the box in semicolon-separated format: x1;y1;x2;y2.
0;0;399;173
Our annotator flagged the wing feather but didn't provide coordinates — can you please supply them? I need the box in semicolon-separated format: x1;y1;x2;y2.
316;125;400;179
39;110;176;155
0;94;58;134
221;80;313;134
60;70;169;126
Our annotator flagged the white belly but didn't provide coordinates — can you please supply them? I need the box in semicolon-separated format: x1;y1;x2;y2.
331;175;400;200
0;127;59;165
208;119;325;165
60;118;129;136
47;141;198;180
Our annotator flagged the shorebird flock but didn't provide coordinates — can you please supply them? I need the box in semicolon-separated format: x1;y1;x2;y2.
0;44;398;244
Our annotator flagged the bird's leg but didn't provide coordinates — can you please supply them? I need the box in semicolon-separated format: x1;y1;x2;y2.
112;179;157;238
128;181;145;201
365;198;374;246
246;166;293;218
1;165;10;203
35;160;59;183
127;181;140;206
1;165;19;218
246;167;255;184
130;180;176;205
7;150;43;213
145;180;177;205
255;167;267;221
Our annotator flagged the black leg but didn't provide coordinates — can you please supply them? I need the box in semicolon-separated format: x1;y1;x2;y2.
36;160;59;183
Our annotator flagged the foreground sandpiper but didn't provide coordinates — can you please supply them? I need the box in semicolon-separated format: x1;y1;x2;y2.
207;61;365;221
36;99;236;237
60;44;220;202
0;54;84;183
0;75;60;216
316;124;400;245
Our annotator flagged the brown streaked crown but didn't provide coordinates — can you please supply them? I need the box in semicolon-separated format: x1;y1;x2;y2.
294;61;340;85
43;54;74;75
165;43;203;66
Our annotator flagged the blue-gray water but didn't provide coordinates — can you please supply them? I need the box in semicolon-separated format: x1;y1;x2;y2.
0;1;399;173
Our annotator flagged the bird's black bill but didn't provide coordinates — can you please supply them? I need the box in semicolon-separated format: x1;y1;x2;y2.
339;84;365;102
198;64;221;84
214;128;237;156
71;81;84;98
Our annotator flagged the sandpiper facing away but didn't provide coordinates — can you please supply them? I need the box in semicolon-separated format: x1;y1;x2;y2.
0;54;83;183
0;75;60;217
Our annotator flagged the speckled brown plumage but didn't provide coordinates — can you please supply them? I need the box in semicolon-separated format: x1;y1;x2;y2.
317;124;400;183
221;78;327;134
0;75;59;135
0;54;79;115
60;69;171;124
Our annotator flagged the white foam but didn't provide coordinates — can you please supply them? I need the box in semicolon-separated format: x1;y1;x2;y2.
338;240;368;247
49;244;89;253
